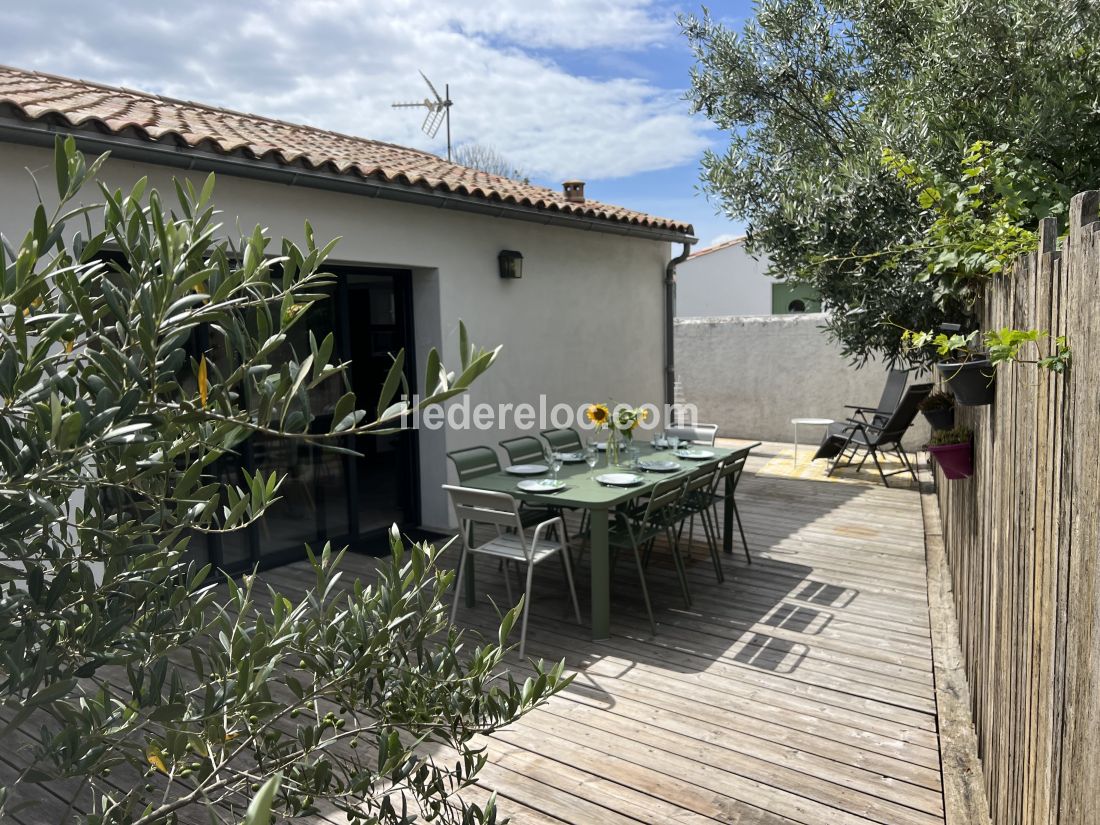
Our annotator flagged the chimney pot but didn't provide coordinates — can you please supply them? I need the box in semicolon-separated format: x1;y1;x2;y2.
562;180;586;203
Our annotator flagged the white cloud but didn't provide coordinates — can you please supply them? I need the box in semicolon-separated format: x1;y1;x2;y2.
0;0;711;183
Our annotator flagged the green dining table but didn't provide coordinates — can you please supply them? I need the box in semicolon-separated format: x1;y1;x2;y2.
459;439;757;640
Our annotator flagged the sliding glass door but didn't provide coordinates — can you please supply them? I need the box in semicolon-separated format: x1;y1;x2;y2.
204;267;417;573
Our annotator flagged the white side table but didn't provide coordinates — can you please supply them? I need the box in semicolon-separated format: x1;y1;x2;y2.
791;418;834;463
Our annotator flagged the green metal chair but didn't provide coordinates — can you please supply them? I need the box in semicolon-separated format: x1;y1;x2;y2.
606;476;691;632
540;428;584;452
446;446;557;532
446;446;502;483
708;447;753;563
499;436;547;466
673;463;725;583
665;423;718;446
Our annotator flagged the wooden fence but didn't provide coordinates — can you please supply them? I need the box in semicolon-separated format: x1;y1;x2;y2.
935;191;1100;824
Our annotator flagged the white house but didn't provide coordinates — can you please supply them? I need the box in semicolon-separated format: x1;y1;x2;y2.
0;65;695;571
676;236;819;317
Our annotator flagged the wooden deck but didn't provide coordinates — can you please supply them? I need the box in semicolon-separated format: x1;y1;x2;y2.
268;440;944;825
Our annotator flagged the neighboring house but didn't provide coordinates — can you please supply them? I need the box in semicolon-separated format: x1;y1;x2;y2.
676;236;820;317
0;65;694;570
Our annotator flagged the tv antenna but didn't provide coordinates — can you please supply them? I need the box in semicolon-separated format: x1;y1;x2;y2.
392;71;453;161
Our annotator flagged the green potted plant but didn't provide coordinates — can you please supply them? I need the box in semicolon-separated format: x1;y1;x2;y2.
927;426;974;479
918;390;955;429
903;327;1070;407
920;329;997;406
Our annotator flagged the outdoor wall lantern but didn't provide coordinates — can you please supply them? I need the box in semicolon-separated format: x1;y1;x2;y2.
498;250;524;279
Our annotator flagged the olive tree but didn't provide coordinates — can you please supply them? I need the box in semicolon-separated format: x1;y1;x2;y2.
0;137;566;824
681;0;1100;364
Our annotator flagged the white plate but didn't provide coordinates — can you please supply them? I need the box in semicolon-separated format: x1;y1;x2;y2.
517;478;565;492
595;472;645;487
506;464;549;475
638;460;681;472
557;451;585;463
595;442;609;451
673;449;714;460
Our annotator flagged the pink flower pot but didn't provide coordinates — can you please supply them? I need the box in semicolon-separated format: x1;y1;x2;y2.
927;441;973;480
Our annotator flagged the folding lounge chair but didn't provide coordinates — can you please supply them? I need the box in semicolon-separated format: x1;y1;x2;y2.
822;383;932;486
813;369;909;461
846;368;909;427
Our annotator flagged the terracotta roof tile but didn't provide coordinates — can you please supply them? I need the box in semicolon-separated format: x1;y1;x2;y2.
0;65;693;237
686;236;747;259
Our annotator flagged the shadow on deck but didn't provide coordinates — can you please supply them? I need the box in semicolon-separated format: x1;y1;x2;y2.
272;440;944;825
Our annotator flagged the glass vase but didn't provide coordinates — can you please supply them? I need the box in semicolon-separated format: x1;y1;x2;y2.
606;430;621;466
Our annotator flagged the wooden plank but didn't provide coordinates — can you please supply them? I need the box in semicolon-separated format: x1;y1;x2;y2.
921;488;991;825
4;440;944;825
1059;198;1100;825
932;189;1100;825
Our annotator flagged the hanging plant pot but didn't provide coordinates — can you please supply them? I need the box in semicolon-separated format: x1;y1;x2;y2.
936;357;996;406
927;441;973;480
921;407;955;430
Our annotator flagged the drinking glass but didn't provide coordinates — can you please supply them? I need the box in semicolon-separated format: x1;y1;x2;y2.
550;451;564;482
584;444;599;475
667;435;681;450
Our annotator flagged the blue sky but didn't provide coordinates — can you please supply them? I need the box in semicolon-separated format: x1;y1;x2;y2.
526;4;753;246
2;0;754;247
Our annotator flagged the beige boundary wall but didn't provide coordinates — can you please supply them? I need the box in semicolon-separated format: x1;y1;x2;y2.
674;313;930;449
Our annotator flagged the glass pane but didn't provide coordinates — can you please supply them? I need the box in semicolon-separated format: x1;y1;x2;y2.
369;285;396;325
251;435;321;555
248;284;351;559
211;451;253;568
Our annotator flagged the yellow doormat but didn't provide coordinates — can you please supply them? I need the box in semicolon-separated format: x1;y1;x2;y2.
756;446;921;488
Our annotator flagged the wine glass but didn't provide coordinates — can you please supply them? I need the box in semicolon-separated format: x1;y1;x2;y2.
667;435;681;451
584;443;599;475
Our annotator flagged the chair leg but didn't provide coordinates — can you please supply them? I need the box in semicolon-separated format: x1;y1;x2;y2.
665;526;692;607
450;547;468;625
869;447;890;488
897;445;918;481
502;559;515;605
561;548;582;624
633;543;655;633
733;500;750;563
827;435;855;476
698;506;724;583
518;563;535;659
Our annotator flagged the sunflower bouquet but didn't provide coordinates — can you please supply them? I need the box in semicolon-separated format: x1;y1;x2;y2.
584;402;649;464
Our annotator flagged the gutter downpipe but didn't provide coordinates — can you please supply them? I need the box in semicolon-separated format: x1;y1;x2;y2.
665;241;695;413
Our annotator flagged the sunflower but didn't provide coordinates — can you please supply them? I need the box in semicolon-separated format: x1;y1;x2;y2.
585;403;610;426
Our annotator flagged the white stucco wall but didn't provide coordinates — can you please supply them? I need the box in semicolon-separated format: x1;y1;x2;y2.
0;142;669;530
675;314;930;449
676;239;774;317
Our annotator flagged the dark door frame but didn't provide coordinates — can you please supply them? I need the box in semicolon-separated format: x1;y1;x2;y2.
97;249;421;573
330;264;421;553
